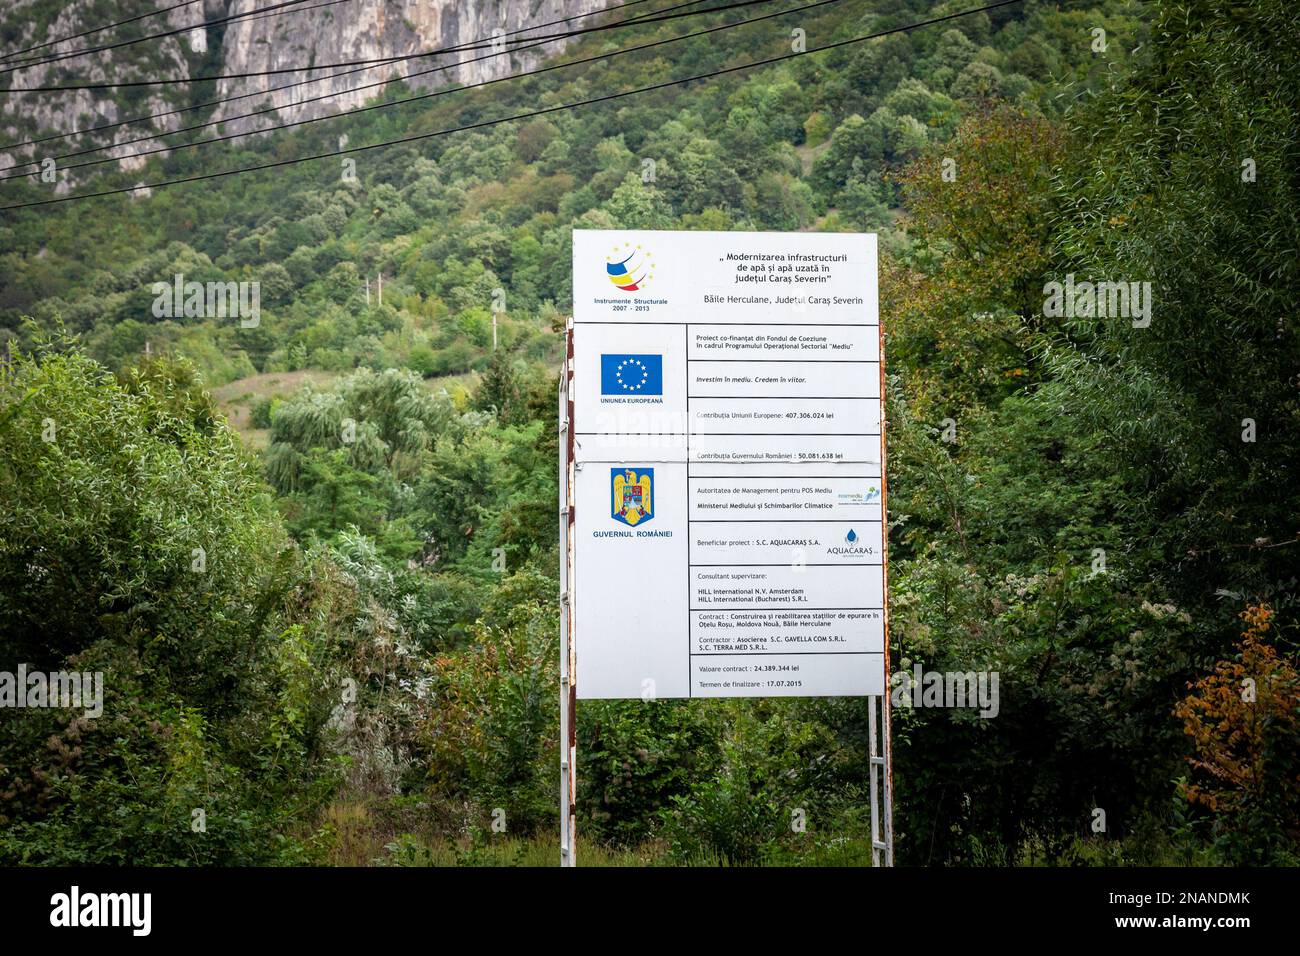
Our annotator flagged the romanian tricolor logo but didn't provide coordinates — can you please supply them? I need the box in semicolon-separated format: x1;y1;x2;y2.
606;244;655;292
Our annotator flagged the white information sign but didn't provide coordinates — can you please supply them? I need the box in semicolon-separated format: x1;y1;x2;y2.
570;229;885;699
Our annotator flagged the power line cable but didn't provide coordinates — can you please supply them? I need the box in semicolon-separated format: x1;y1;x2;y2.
0;0;1025;212
0;0;980;198
0;0;726;178
0;0;660;151
0;0;201;62
1;0;349;67
3;0;710;90
0;0;324;76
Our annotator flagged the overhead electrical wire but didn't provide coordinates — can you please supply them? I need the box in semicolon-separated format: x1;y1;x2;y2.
2;0;712;92
0;0;1013;202
0;0;325;77
0;0;1026;212
0;0;202;62
3;0;711;91
0;0;662;151
1;0;349;66
0;0;743;180
2;0;704;169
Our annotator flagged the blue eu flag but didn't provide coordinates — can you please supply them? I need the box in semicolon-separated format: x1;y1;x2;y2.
601;354;663;395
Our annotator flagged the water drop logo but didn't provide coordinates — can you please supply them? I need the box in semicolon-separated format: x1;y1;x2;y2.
828;526;871;557
606;243;655;292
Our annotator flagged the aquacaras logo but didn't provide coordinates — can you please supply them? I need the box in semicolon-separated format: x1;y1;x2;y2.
606;243;656;292
828;527;874;557
611;467;653;526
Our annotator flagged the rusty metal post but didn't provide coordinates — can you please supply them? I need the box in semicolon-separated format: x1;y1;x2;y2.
559;319;577;866
877;316;895;866
870;696;881;865
869;695;894;865
883;696;895;865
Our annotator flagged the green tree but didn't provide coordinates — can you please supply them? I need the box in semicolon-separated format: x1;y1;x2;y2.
0;345;341;863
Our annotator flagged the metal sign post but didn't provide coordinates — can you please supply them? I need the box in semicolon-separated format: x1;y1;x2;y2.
558;320;577;867
872;319;895;866
869;694;895;865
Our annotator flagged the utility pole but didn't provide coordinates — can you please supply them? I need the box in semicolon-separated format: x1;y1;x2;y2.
377;272;383;307
365;276;370;306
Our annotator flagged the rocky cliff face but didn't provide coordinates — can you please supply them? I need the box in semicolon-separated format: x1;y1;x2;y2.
211;0;612;135
0;0;610;180
0;0;205;184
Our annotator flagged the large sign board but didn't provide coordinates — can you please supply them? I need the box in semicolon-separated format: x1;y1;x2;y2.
570;229;884;699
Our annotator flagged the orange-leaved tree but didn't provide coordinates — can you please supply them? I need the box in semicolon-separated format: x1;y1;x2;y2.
1174;604;1300;862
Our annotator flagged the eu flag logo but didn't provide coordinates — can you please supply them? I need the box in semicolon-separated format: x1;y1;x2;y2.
601;354;663;395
